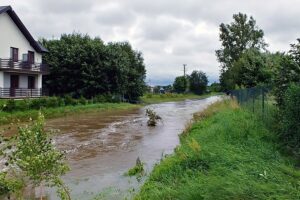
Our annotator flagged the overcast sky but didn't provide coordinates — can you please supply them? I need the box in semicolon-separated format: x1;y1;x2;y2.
1;0;300;85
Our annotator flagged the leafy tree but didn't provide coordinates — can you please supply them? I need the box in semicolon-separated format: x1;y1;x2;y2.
189;71;208;95
290;38;300;65
41;33;146;100
230;48;272;88
173;76;187;93
272;53;300;107
216;13;267;90
209;82;222;92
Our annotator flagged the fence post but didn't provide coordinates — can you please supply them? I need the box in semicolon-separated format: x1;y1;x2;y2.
252;93;255;113
262;88;265;119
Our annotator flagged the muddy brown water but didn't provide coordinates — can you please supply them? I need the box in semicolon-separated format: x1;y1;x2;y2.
1;96;222;200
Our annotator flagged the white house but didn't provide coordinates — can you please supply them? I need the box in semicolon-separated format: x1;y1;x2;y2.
0;6;48;98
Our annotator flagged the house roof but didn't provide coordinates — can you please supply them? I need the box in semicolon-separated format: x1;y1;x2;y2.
0;6;48;53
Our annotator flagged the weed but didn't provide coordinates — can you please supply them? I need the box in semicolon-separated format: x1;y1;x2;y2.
135;100;300;200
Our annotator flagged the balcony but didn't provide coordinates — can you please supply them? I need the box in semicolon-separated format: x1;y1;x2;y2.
0;58;49;74
0;88;48;98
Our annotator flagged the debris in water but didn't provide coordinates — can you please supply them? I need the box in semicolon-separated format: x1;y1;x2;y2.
146;109;162;126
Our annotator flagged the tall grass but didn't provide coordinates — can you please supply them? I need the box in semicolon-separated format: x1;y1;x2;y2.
135;100;300;200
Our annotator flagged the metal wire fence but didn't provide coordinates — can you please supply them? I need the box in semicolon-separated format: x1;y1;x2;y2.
231;87;277;126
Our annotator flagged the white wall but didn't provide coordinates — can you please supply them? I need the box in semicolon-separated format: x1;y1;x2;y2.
0;72;3;88
4;73;10;88
37;74;42;88
3;73;40;89
0;13;42;63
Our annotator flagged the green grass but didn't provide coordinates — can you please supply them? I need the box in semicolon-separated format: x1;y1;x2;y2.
141;93;221;104
135;100;300;200
0;103;140;125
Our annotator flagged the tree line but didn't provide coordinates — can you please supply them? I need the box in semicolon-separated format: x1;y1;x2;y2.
41;33;146;101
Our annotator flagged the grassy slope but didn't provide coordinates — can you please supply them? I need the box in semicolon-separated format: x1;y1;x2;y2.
136;100;300;200
0;103;140;125
141;93;220;104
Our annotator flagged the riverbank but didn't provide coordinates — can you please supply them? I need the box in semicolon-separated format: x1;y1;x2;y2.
141;92;221;104
0;103;140;125
135;100;300;199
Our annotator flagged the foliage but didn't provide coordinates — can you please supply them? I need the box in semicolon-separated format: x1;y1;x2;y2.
216;13;267;90
271;53;300;107
135;100;300;200
290;38;300;65
146;109;162;126
208;82;222;92
280;84;300;154
0;113;70;199
0;94;125;113
231;48;272;88
173;76;188;93
0;173;23;196
41;33;146;100
125;157;145;177
188;70;208;95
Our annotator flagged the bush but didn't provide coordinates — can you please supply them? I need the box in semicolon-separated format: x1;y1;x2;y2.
57;97;65;107
64;95;77;106
3;99;16;112
17;99;30;111
29;98;47;110
280;84;300;153
45;97;59;108
145;93;153;98
78;96;87;105
94;95;107;103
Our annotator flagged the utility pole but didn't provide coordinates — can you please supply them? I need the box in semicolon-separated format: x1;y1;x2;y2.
183;64;187;93
183;64;187;78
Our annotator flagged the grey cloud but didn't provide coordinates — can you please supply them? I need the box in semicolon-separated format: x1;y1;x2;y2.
2;0;300;85
137;16;183;41
94;4;136;26
36;0;95;14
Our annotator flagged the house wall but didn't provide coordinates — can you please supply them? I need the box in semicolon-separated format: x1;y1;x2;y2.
0;72;3;88
0;12;42;63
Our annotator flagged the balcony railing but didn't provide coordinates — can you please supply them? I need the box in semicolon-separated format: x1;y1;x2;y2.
0;88;48;98
0;58;49;74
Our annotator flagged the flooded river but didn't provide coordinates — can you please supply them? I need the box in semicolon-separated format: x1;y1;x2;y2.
2;96;221;200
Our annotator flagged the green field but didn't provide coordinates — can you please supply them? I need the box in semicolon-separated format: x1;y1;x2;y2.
0;103;140;125
141;93;221;104
135;100;300;200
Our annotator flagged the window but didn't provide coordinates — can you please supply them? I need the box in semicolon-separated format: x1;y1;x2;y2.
11;47;19;62
28;51;34;64
22;54;28;62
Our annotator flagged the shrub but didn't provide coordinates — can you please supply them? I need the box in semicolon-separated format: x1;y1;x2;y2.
29;98;47;110
125;157;144;177
145;93;153;98
3;99;16;112
45;97;59;108
57;97;65;107
94;95;106;103
64;95;77;106
16;99;30;111
78;96;87;105
280;84;300;153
